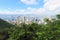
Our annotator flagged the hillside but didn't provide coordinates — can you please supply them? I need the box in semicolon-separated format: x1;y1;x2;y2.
0;18;14;29
0;18;14;40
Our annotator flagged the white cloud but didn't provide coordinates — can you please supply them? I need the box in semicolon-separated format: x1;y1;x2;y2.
0;11;14;14
0;7;46;14
0;0;60;15
43;0;60;15
24;7;46;14
20;0;38;5
44;0;60;11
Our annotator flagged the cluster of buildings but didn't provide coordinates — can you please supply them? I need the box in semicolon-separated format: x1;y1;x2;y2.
7;16;54;25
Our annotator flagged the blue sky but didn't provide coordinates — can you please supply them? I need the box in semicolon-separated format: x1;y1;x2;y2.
0;0;44;9
0;0;60;15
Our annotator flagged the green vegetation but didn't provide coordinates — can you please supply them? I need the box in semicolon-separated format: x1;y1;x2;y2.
0;14;60;40
0;18;14;40
0;18;14;30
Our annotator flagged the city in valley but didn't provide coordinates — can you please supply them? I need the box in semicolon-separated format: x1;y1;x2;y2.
7;16;54;25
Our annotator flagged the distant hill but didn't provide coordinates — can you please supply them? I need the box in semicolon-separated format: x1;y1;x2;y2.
0;18;14;29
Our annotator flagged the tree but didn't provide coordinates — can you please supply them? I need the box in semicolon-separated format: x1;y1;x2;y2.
56;14;60;19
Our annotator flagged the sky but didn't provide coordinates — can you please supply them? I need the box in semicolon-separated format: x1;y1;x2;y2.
0;0;60;15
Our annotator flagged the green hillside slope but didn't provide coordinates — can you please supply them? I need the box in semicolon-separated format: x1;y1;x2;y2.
0;18;14;30
0;18;14;40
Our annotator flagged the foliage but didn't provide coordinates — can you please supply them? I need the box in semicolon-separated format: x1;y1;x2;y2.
0;14;60;40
